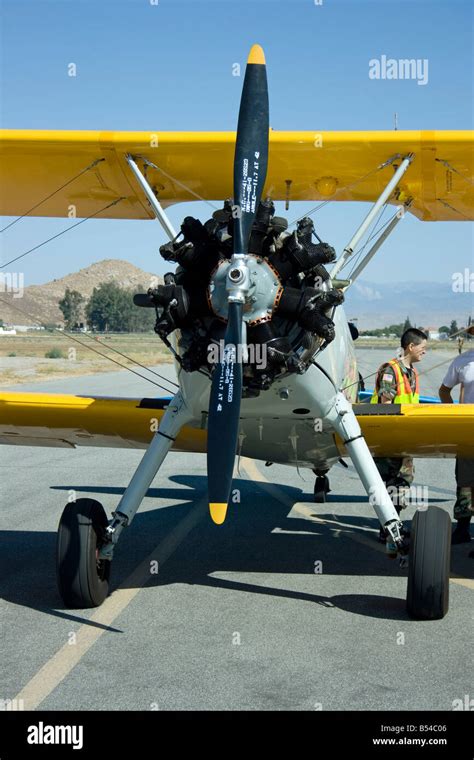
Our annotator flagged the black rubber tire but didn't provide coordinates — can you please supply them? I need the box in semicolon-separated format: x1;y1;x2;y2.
406;506;451;620
57;499;111;609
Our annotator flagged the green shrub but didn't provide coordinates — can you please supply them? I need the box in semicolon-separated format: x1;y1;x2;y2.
45;348;65;359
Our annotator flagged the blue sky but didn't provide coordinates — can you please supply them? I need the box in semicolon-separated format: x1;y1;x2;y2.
0;0;473;290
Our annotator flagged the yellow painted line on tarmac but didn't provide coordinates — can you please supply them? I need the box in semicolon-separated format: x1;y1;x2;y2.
450;574;474;590
14;499;206;710
241;458;474;590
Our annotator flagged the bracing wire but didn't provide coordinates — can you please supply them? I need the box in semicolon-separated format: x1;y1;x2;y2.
0;158;106;234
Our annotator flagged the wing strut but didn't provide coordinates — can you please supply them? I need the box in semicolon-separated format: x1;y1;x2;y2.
126;154;177;240
329;153;414;279
346;203;408;284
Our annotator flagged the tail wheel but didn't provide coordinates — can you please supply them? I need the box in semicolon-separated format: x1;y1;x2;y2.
57;498;111;609
314;474;330;504
406;506;451;620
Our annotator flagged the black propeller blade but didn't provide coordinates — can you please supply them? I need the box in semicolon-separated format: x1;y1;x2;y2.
207;44;269;524
207;301;243;523
233;45;270;255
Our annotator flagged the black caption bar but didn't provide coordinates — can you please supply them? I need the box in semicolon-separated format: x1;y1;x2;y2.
0;710;472;758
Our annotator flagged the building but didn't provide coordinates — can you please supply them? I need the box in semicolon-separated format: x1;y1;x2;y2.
423;326;441;341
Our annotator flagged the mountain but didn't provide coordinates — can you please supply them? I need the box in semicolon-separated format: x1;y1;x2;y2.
0;259;162;326
344;280;474;330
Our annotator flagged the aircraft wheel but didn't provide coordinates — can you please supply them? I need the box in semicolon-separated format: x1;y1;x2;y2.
314;474;330;504
57;499;111;609
406;506;451;620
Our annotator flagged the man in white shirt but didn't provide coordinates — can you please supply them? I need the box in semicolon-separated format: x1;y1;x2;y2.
439;326;474;548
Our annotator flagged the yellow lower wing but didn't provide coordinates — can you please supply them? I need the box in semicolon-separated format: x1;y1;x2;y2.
0;393;473;459
351;402;474;458
0;392;205;452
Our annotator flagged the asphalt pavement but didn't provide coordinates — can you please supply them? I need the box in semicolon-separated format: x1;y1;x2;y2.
0;348;472;711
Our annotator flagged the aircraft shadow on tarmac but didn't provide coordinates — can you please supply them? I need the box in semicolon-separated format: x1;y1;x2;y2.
1;475;470;627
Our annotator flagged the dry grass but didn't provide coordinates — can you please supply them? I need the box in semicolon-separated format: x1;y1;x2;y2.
0;332;172;387
0;332;169;359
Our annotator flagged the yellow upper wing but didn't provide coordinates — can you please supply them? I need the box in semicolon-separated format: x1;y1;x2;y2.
1;129;473;222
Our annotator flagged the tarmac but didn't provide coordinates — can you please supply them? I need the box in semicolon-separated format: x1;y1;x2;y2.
0;348;473;711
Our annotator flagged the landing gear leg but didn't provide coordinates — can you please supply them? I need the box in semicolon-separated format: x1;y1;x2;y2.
321;392;451;618
323;393;406;553
56;390;192;608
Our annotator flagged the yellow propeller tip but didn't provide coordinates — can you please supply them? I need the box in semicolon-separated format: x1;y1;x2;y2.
209;502;228;525
248;44;265;65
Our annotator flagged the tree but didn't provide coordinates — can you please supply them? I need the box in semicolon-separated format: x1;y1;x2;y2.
386;322;405;337
86;283;123;332
85;282;155;332
438;325;450;334
449;320;458;337
59;288;84;329
402;316;412;333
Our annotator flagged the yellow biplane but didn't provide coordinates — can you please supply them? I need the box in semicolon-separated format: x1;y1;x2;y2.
0;45;473;620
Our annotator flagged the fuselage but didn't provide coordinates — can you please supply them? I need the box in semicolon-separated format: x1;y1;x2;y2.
176;303;358;470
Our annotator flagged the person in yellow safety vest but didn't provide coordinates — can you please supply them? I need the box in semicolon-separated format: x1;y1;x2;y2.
370;328;428;554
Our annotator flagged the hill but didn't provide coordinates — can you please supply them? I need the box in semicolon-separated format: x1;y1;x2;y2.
0;259;161;326
1;261;471;331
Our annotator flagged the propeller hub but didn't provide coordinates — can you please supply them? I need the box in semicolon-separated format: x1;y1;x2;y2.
208;254;282;325
229;267;244;283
